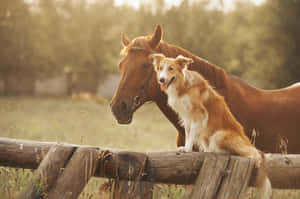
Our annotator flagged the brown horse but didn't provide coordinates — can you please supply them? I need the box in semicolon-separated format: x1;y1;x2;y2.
111;25;300;154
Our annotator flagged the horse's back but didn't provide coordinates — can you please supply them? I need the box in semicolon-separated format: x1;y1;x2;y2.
258;84;300;153
264;82;300;100
227;76;300;153
288;82;300;88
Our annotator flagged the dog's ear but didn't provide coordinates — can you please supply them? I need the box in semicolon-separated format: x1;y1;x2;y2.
149;53;165;71
175;55;193;69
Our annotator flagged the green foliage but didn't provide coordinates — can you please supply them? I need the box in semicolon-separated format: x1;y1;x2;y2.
0;0;36;75
0;167;32;198
153;184;191;199
0;0;299;88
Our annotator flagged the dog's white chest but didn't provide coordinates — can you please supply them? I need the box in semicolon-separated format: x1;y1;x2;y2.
167;92;192;119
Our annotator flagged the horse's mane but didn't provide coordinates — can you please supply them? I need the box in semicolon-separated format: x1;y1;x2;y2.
121;36;227;89
158;41;227;89
120;36;153;55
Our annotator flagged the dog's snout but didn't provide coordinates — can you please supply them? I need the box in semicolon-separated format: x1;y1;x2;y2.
159;78;166;83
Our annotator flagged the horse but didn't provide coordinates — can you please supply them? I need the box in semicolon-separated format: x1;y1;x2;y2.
111;25;300;154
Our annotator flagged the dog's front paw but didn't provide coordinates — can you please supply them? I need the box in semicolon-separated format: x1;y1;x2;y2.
177;146;193;153
177;146;188;153
254;157;262;168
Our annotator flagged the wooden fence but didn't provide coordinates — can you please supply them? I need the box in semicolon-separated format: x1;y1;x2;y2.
0;137;300;199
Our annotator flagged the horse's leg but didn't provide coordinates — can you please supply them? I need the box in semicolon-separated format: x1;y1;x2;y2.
177;132;185;147
155;98;186;147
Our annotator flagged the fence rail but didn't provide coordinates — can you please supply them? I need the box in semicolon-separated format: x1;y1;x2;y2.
0;137;300;199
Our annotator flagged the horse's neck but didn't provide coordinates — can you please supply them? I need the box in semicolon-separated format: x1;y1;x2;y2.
158;42;227;90
155;92;185;134
156;42;262;134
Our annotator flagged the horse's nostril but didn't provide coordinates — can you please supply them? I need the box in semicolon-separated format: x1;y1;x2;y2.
134;96;140;104
121;101;127;112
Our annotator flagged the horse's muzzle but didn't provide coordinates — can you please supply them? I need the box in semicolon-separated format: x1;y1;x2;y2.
110;100;133;124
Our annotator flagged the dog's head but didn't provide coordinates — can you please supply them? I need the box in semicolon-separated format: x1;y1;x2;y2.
150;54;193;91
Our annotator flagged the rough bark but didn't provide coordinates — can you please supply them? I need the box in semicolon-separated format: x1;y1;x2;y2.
0;138;299;189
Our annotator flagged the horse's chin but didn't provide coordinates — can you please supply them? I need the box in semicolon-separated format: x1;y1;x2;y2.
116;117;132;124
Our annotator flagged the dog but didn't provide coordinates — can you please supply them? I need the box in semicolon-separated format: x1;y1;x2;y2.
150;53;272;199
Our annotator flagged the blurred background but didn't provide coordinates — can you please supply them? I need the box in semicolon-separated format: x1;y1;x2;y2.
0;0;300;96
1;0;300;198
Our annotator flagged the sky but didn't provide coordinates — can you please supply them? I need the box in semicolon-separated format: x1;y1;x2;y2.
114;0;266;10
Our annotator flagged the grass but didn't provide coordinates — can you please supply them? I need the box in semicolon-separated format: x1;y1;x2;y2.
0;96;179;198
0;96;176;150
0;96;299;198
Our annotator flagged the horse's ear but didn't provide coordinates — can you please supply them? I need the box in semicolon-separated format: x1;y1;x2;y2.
149;25;162;49
121;32;130;46
175;55;193;69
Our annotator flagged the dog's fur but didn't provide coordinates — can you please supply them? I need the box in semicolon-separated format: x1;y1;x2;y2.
151;53;272;198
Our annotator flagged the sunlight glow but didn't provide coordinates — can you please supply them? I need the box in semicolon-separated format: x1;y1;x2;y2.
114;0;266;10
25;0;266;10
114;0;182;9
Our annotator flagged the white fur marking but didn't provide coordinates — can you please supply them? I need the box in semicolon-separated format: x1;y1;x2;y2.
159;63;168;81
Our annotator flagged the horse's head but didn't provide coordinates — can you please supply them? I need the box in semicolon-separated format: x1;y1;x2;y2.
110;25;163;124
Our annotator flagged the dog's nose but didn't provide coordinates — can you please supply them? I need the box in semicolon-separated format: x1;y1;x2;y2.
159;78;165;83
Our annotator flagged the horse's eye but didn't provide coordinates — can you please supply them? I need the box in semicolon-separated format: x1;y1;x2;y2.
169;66;174;71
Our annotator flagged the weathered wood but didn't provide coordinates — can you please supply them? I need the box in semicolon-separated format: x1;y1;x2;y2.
16;144;75;199
1;138;300;189
216;156;255;199
46;147;99;199
111;152;153;199
264;153;300;189
99;150;204;186
191;154;229;199
0;138;57;169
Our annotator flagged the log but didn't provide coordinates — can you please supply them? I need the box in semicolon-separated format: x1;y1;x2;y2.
16;144;75;199
98;150;204;186
0;138;57;169
46;147;99;199
1;137;300;189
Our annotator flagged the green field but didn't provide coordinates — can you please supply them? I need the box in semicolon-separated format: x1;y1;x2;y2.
0;97;299;198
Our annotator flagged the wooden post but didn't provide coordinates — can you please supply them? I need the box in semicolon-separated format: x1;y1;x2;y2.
191;154;255;199
216;156;255;199
111;151;153;199
46;147;99;199
16;144;75;199
191;154;229;199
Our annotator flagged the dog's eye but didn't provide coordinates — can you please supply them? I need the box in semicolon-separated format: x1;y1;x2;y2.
159;66;163;71
169;66;174;71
